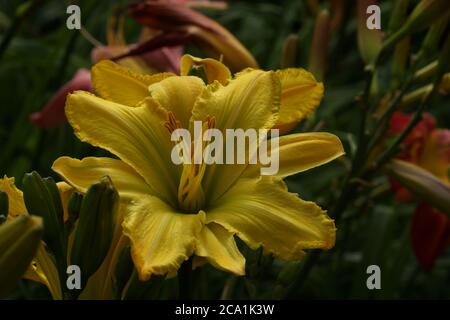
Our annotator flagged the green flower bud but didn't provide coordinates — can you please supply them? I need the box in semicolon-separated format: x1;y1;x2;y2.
357;0;383;65
22;172;65;260
281;34;298;69
114;245;134;298
387;159;450;216
70;176;119;287
388;0;410;33
380;0;449;61
309;9;330;80
0;215;43;298
400;84;433;108
391;38;411;89
67;192;83;222
65;191;83;237
413;61;438;84
417;13;449;61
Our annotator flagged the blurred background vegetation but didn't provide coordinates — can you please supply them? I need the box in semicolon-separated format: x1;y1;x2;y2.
1;0;449;299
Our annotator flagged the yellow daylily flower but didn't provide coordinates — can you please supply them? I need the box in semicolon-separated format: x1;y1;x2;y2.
53;56;344;281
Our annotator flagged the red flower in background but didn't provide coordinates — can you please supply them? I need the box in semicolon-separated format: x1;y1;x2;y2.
389;111;450;271
411;203;450;271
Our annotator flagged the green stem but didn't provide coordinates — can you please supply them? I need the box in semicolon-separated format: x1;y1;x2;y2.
286;23;448;302
286;250;320;298
287;166;358;297
286;51;384;297
366;62;420;153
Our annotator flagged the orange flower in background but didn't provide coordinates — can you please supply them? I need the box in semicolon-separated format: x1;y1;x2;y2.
388;111;450;271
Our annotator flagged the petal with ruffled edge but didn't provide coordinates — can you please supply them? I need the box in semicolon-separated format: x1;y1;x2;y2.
53;157;154;202
191;69;280;202
180;54;231;85
66;91;179;205
274;68;324;133
123;195;205;280
195;222;245;275
207;177;336;260
243;132;345;178
91;60;174;106
0;177;27;220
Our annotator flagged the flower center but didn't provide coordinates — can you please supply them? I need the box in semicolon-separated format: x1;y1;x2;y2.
165;112;215;213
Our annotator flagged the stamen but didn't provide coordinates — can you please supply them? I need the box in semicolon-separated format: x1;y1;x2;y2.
164;111;181;135
207;116;216;131
177;116;215;213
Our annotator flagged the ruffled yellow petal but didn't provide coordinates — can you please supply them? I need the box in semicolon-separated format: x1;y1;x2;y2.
0;176;27;219
275;68;324;133
66;91;180;205
192;69;281;202
195;222;245;276
180;54;231;85
148;75;204;128
207;177;336;260
192;69;279;131
243;132;345;178
92;60;174;106
123;195;205;280
53;157;153;201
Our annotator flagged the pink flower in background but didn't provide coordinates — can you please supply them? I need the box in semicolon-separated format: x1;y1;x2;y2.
30;1;232;129
127;1;258;72
30;69;92;128
30;1;228;129
30;28;184;129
